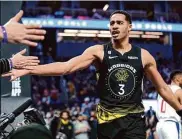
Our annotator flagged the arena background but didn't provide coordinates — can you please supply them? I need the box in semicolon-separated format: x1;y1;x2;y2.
0;1;182;139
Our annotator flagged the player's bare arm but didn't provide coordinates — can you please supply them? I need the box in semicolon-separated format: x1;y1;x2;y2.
142;49;182;111
29;45;103;76
2;45;104;80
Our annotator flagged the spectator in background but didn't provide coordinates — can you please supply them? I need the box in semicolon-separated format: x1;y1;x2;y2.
50;110;61;139
145;106;158;139
50;86;61;109
71;103;81;116
45;112;53;129
81;97;92;117
88;110;97;139
42;89;51;113
148;87;158;99
67;81;78;106
73;114;91;139
58;110;74;139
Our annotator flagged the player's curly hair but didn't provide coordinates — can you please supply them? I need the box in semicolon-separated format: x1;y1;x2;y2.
170;70;182;81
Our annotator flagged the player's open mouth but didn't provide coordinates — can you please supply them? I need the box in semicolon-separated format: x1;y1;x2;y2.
112;30;120;35
112;31;120;37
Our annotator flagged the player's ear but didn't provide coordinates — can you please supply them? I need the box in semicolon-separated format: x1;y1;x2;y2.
128;24;132;32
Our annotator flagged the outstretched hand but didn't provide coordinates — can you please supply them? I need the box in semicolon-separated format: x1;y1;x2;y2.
11;49;40;69
1;68;31;81
3;10;46;47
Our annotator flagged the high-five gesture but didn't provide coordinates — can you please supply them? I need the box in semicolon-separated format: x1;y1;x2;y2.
0;10;46;47
2;69;30;81
11;49;40;69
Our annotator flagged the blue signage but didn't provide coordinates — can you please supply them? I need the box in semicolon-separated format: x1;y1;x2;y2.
22;18;182;32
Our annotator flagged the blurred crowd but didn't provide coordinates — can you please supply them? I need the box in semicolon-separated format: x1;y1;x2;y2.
22;1;182;23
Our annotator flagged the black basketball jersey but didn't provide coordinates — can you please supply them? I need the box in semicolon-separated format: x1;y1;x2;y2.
97;42;144;117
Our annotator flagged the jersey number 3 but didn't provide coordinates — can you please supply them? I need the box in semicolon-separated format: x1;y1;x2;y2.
118;84;125;95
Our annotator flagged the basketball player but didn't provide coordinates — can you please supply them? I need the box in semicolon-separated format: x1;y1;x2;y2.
3;10;182;139
156;70;182;139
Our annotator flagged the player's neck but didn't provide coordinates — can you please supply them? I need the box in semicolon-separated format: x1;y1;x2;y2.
112;37;131;50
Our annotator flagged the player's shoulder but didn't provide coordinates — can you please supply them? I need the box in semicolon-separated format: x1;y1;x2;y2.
94;41;112;49
141;48;156;68
89;44;103;49
87;44;104;53
84;44;104;60
175;88;182;94
85;44;101;51
141;48;151;56
93;44;104;49
141;48;155;61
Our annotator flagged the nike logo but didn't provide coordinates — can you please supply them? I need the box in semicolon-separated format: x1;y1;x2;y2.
109;56;118;59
